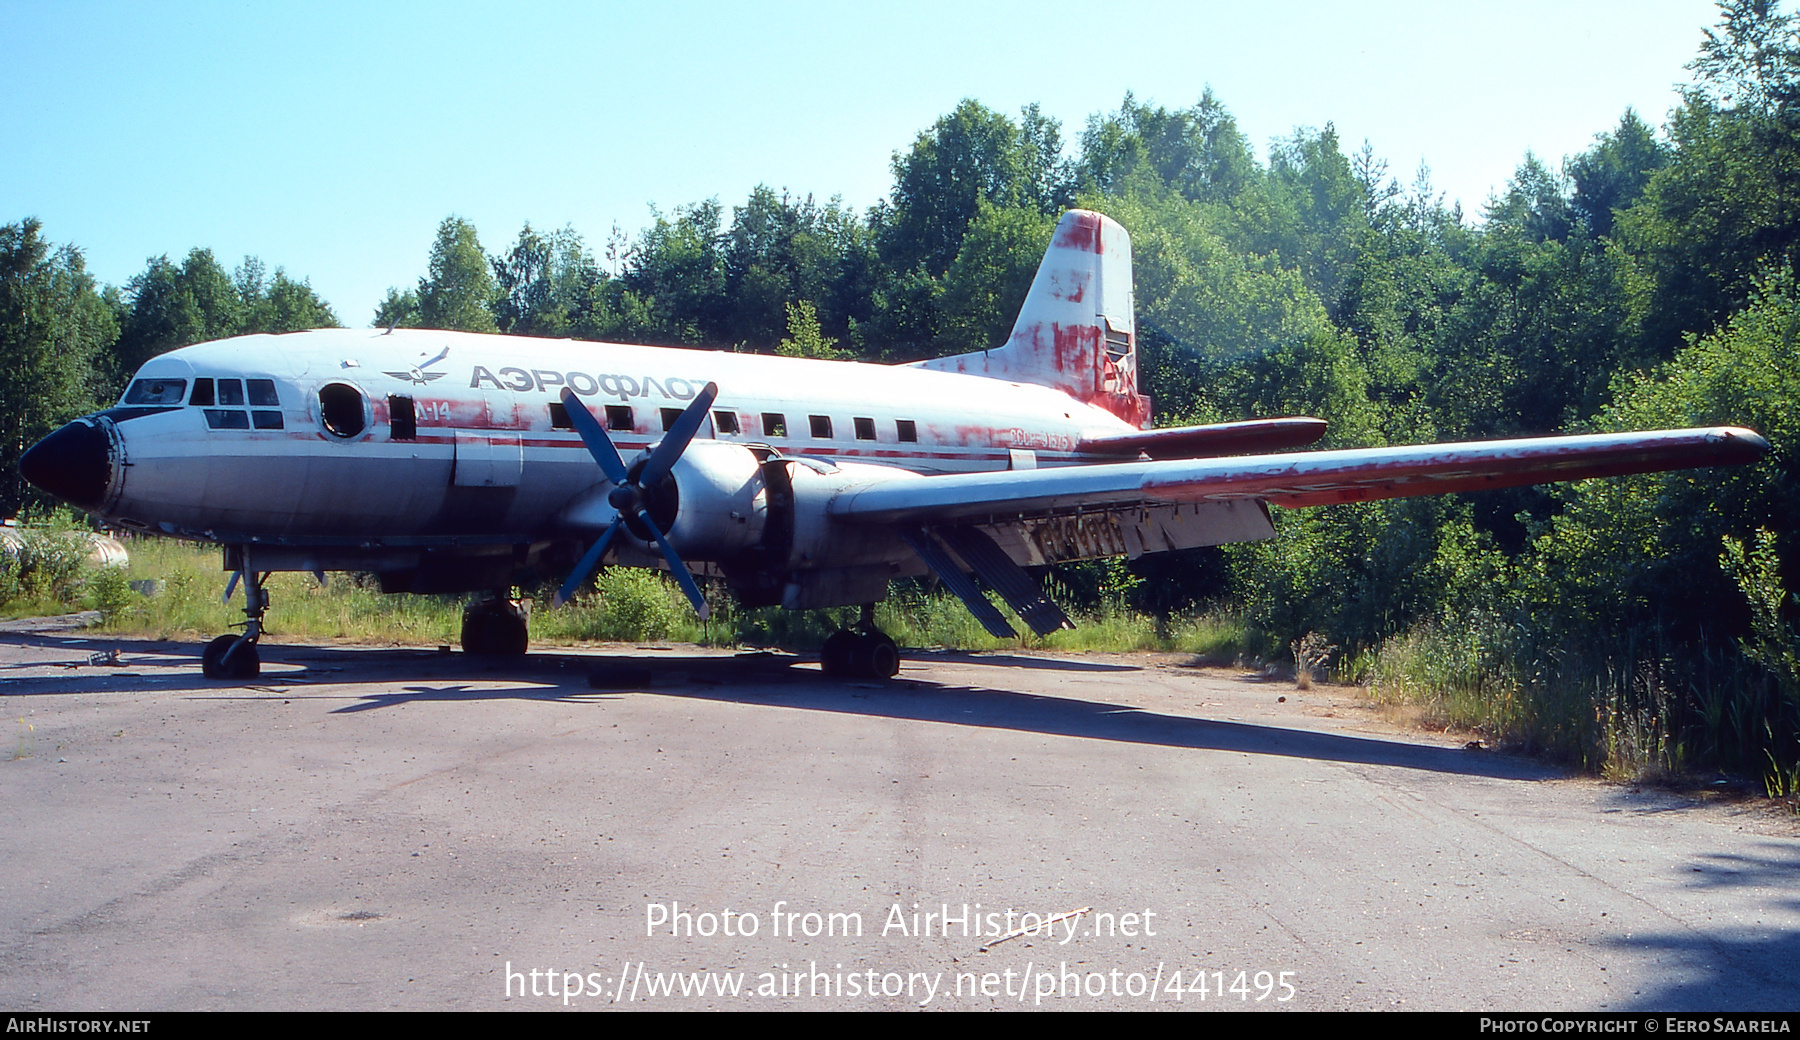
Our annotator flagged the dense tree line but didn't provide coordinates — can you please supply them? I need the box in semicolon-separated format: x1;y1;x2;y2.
5;1;1796;778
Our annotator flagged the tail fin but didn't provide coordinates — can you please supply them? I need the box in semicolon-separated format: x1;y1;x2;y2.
912;209;1151;428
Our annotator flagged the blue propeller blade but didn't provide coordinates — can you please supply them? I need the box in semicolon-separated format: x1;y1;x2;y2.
640;509;711;619
639;382;718;488
551;517;624;608
551;383;719;621
559;387;629;485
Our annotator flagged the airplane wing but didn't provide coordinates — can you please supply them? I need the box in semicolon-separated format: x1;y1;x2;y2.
829;427;1770;526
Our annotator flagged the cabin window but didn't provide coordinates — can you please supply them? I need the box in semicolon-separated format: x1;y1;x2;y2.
809;415;833;439
896;419;917;443
248;379;280;406
762;413;787;437
389;395;416;440
549;402;572;430
217;379;245;406
319;383;366;438
605;405;633;431
854;417;876;440
204;409;249;430
189;379;215;406
714;410;739;435
252;410;284;430
660;407;682;432
123;378;186;405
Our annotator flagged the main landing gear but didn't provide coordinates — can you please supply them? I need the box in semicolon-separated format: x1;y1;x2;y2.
202;565;267;681
462;594;529;656
820;604;900;679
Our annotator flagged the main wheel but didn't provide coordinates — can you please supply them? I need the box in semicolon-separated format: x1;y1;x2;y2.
201;634;260;680
854;631;900;678
461;603;528;655
820;629;858;677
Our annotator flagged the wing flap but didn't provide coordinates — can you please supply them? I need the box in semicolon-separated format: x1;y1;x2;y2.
829;427;1769;525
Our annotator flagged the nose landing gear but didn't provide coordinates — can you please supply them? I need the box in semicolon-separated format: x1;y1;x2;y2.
202;563;267;680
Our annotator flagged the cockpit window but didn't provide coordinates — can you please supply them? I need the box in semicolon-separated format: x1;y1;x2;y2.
248;379;279;406
189;378;214;406
124;379;186;405
217;379;245;406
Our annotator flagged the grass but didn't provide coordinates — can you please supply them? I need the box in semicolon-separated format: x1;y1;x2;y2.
80;535;1252;658
100;537;464;645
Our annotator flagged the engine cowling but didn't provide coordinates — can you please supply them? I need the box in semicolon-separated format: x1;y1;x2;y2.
648;441;771;559
564;442;929;608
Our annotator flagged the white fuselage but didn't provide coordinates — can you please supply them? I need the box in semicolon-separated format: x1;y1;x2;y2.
102;327;1137;547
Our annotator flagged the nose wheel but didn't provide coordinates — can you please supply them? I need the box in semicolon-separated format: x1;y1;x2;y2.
202;562;266;680
820;604;900;679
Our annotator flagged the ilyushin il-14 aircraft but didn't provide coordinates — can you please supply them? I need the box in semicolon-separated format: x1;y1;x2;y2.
19;211;1771;680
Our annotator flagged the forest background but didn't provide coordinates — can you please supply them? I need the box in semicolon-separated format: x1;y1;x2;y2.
4;2;1799;789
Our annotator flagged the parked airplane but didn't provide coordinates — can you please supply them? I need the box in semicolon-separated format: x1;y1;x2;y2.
18;211;1770;680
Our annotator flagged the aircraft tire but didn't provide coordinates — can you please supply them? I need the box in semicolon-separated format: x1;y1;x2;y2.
462;604;528;656
202;634;260;680
820;630;858;677
857;632;900;678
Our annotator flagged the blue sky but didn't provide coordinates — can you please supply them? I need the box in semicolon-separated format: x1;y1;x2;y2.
2;1;1724;326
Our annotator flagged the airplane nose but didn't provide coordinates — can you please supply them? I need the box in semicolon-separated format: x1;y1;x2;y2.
19;418;115;511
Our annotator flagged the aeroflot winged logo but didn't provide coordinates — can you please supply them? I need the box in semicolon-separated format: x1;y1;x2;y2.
384;346;451;385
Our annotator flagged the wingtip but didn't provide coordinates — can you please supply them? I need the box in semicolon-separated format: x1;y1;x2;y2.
1735;427;1772;454
1713;426;1773;460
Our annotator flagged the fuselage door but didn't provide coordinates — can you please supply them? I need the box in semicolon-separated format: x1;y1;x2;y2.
453;429;523;488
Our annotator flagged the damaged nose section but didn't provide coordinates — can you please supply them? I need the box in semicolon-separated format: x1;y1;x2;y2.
19;417;116;512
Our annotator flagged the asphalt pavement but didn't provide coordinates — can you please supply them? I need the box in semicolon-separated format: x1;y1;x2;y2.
1;619;1795;1011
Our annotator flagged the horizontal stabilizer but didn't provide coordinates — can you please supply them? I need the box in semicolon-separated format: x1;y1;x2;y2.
1078;417;1328;459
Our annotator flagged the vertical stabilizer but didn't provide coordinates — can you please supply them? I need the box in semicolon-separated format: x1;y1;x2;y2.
912;210;1151;428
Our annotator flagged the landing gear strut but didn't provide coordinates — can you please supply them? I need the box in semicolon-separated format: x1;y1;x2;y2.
462;593;529;656
820;603;899;679
202;562;266;681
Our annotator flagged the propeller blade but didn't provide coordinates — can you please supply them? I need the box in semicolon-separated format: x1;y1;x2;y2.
551;516;624;608
223;570;241;604
559;387;629;485
638;382;719;489
638;509;711;619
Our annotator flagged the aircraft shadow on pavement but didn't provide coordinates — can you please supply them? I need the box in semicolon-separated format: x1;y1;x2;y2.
1;637;1551;781
1607;842;1800;1010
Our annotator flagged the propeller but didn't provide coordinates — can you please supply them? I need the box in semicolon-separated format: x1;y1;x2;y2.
551;382;719;617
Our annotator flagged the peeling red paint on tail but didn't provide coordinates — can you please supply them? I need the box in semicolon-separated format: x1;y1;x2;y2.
1053;211;1104;253
912;209;1149;428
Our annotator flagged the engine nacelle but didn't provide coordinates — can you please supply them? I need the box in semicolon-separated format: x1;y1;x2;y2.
656;442;770;558
566;442;929;609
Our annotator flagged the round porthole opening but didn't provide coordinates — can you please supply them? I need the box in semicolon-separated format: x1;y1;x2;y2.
319;383;366;438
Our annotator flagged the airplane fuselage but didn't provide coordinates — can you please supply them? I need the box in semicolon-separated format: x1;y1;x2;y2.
60;327;1141;600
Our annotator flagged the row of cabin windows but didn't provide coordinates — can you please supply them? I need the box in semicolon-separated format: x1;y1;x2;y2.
545;403;918;443
125;374;928;446
742;412;917;442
